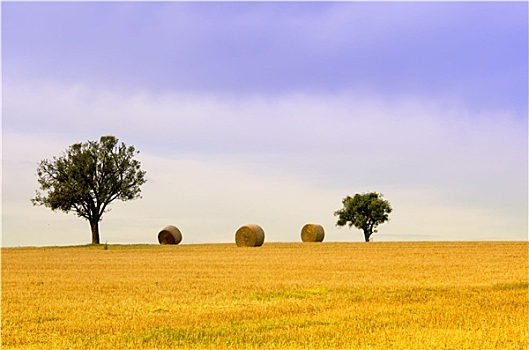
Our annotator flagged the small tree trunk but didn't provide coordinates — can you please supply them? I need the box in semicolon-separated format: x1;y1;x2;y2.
363;229;371;242
90;220;100;244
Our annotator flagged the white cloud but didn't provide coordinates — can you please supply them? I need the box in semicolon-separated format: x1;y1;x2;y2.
2;82;526;246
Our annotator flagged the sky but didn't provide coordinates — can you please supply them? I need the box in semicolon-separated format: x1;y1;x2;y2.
2;1;528;247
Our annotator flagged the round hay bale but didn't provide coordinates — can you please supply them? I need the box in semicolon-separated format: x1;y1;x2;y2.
235;224;265;247
158;225;182;245
301;224;325;242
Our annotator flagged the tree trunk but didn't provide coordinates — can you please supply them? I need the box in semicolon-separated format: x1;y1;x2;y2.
90;220;100;244
363;229;371;242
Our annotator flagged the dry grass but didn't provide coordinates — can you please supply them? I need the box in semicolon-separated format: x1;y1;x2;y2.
2;241;528;349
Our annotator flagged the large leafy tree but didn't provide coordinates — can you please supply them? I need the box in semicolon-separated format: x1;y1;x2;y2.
31;136;147;244
334;192;392;242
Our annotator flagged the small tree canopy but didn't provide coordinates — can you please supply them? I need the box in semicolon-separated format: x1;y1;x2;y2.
31;136;147;244
334;192;392;242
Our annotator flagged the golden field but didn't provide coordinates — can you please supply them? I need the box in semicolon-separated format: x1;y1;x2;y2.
2;241;528;349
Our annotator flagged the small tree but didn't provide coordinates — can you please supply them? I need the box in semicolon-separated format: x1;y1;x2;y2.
31;136;147;244
334;192;392;242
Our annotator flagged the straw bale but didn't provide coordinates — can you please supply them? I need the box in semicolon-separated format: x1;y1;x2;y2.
235;224;265;247
301;224;325;242
158;225;182;245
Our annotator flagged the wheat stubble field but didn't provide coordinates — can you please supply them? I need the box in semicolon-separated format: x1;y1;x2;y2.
2;241;528;349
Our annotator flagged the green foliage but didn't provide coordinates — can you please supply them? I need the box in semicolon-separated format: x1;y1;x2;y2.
334;192;392;242
31;136;147;244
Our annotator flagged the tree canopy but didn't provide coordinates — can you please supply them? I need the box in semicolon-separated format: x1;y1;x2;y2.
334;192;392;242
31;136;147;244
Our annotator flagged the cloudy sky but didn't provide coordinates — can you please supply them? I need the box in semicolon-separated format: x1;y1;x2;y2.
3;1;527;246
